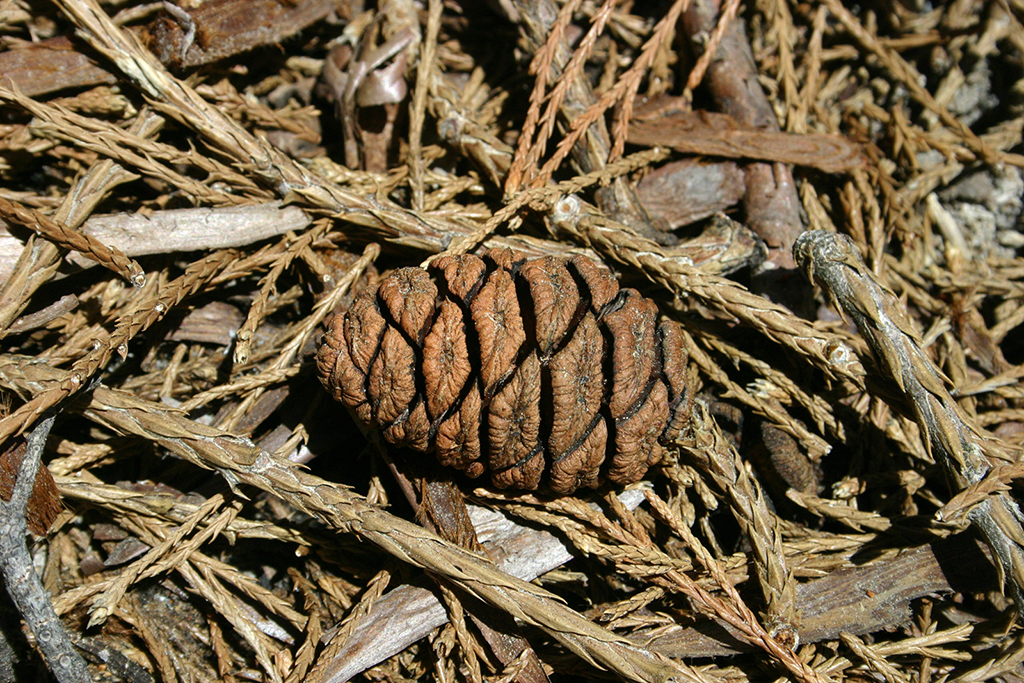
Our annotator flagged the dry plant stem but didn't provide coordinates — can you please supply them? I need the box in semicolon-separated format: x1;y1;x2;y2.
67;520;304;642
682;0;804;273
683;327;833;459
0;86;257;205
114;512;297;682
794;231;1024;614
695;328;843;443
412;477;549;683
483;494;818;678
0;360;698;683
233;221;331;366
642;492;827;683
528;0;690;187
683;0;741;94
680;403;797;642
49;202;308;269
53;476;305;546
306;570;393;683
334;499;991;666
407;0;443;211
287;587;323;683
431;87;764;274
626;107;864;173
210;243;378;429
641;536;989;657
437;583;485;683
0;249;235;446
85;494;230;628
951;633;1024;683
786;489;900;534
431;92;674;259
0;196;144;286
762;0;799;127
841;633;910;683
176;560;283;682
0;109;161;336
0;415;91;683
504;0;579;192
512;0;663;243
7;295;79;336
549;195;866;386
435;1;626;256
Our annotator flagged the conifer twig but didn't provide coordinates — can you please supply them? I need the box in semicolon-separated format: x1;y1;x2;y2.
795;230;1024;614
679;402;798;645
0;196;145;287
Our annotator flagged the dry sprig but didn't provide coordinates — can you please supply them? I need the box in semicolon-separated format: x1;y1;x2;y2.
0;195;145;287
795;230;1024;614
676;402;798;647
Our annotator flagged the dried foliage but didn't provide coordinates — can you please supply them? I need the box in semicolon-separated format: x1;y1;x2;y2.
0;1;1022;682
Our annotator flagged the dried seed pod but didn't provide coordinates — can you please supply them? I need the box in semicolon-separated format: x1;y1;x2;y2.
317;248;692;494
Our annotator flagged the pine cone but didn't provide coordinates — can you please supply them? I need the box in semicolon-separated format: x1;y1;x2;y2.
317;248;692;494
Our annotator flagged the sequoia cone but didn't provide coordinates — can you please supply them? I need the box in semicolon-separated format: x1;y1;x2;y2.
317;248;692;494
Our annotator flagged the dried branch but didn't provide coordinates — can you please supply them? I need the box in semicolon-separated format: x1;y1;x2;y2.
233;221;332;366
0;107;161;336
6;295;79;336
637;535;993;657
795;230;1024;614
643;491;828;683
314;489;646;682
407;0;443;211
682;0;805;277
818;0;1024;169
529;0;691;187
511;0;666;244
48;0;483;255
678;402;798;645
0;415;91;683
627;107;864;173
430;81;764;273
0;86;259;204
0;249;237;445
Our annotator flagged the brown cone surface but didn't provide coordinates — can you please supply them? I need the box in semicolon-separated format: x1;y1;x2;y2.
317;248;692;493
